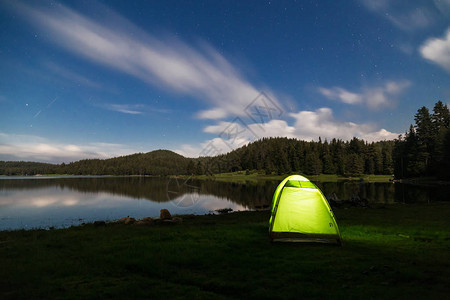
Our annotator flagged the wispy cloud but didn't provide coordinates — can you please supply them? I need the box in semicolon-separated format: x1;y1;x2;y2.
44;61;103;89
318;87;362;105
96;102;171;115
103;104;144;115
434;0;450;16
420;28;450;73
318;80;410;110
0;132;137;163
176;107;398;157
397;43;415;55
386;8;434;31
359;0;437;31
288;108;398;141
4;1;403;163
9;1;272;120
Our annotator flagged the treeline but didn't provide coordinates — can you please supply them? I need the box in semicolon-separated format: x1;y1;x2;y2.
0;150;191;176
6;99;449;179
0;161;58;176
1;138;394;177
393;101;450;179
60;150;190;176
190;137;394;176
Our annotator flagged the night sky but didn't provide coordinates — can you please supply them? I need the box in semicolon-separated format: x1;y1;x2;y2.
1;0;449;163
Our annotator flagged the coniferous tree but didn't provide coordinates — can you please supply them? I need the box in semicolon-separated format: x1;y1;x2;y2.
431;101;450;129
304;152;322;175
374;144;384;174
405;125;428;177
393;100;450;178
439;128;450;179
431;101;450;174
346;153;364;175
322;153;336;174
382;146;393;174
414;106;433;170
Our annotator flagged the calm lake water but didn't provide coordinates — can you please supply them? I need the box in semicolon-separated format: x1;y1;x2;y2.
0;176;448;231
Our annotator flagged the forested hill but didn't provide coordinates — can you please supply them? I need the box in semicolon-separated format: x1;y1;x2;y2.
61;149;190;176
196;137;394;176
0;161;57;176
0;150;191;176
0;139;395;176
2;101;448;178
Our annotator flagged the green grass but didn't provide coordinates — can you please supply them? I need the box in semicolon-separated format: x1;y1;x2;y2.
191;171;393;183
1;203;449;299
18;172;394;183
193;171;284;182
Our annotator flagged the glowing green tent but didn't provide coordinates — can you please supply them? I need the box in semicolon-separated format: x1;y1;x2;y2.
269;175;341;244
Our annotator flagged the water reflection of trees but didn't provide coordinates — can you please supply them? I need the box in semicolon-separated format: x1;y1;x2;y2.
0;178;447;206
190;180;279;208
316;182;397;204
0;178;278;208
0;177;171;202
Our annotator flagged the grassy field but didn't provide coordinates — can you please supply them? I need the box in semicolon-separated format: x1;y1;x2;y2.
192;171;393;183
12;172;394;183
1;202;449;299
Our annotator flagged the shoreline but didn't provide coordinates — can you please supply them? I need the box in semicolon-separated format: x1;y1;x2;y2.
395;177;450;186
1;201;447;233
4;172;450;186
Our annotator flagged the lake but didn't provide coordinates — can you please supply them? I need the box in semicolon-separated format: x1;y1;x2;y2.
0;176;448;230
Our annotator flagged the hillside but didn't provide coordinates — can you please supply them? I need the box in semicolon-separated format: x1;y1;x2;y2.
198;137;394;176
0;161;57;176
0;150;191;176
1;137;395;176
61;149;191;176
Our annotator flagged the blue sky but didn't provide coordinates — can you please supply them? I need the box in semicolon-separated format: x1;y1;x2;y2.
1;0;449;163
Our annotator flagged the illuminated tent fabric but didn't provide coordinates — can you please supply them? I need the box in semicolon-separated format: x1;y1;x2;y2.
269;175;341;244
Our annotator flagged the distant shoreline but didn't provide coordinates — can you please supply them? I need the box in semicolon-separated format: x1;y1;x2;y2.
394;177;450;186
1;172;394;183
179;172;395;183
4;172;449;185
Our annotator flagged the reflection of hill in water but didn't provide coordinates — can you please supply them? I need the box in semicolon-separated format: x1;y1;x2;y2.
0;177;175;203
1;177;446;205
191;179;278;208
0;177;278;208
317;181;397;204
316;181;450;204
